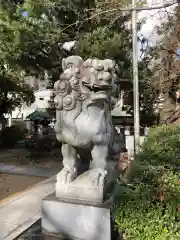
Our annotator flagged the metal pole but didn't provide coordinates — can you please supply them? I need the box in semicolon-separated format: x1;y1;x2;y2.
132;0;140;154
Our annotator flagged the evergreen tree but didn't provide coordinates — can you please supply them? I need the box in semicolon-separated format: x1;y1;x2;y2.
0;0;155;124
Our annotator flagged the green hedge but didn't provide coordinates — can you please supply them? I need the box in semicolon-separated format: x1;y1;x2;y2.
137;124;180;167
113;124;180;240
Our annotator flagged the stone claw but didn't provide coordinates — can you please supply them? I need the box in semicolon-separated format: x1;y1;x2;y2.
89;169;107;187
57;168;77;184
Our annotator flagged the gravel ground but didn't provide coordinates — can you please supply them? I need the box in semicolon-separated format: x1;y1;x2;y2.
0;173;46;201
0;148;62;169
0;148;62;202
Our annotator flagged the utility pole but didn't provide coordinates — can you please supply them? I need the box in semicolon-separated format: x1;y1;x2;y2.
130;0;178;154
131;0;177;154
132;0;140;154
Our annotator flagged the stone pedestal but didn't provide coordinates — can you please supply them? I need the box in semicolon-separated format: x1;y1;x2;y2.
55;166;118;204
56;182;104;203
42;194;111;240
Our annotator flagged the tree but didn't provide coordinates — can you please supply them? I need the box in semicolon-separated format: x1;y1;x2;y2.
0;0;156;125
0;2;37;125
0;64;34;127
151;5;180;123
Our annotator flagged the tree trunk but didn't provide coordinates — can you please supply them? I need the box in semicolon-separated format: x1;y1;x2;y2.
0;115;6;130
159;93;176;123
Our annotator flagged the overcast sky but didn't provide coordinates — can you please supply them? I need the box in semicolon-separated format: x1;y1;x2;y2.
139;0;177;44
137;0;177;59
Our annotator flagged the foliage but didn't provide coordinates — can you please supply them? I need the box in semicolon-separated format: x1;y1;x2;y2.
113;124;180;239
0;66;34;119
0;125;26;148
0;0;71;119
0;1;37;119
151;5;180;123
0;0;156;122
137;124;180;166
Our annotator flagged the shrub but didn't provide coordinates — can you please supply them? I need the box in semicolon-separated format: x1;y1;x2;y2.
137;124;180;167
25;135;62;161
113;124;180;240
0;125;26;148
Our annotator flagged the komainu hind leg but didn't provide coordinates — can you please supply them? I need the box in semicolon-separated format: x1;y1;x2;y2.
89;145;108;187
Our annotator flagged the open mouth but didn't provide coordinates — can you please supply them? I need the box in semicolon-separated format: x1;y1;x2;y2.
83;83;111;93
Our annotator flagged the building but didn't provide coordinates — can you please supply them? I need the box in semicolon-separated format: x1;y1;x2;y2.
8;88;55;131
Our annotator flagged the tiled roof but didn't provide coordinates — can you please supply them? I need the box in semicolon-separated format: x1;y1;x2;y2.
111;106;132;117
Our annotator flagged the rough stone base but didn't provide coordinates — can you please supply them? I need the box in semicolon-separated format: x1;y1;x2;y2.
41;194;111;240
55;165;119;204
56;182;103;203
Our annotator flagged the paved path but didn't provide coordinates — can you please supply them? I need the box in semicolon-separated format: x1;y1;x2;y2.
0;175;56;240
0;163;58;177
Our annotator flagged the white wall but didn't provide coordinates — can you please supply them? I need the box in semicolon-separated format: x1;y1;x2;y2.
11;89;55;120
126;136;146;159
11;107;23;119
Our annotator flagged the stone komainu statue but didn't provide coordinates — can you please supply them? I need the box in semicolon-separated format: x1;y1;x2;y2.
54;56;125;194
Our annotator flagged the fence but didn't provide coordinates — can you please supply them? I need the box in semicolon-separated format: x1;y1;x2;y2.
115;126;150;158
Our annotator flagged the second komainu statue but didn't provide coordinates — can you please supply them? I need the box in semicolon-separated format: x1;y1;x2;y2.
54;55;125;203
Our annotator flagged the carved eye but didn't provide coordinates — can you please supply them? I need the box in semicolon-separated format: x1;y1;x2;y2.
96;64;104;71
84;59;92;68
108;67;112;72
67;63;73;68
84;63;89;68
74;68;80;74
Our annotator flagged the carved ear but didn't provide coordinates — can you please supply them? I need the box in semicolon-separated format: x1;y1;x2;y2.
62;58;66;70
54;80;60;91
109;60;116;71
115;64;120;74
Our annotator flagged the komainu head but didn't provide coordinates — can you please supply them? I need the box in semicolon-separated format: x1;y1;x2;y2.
54;56;119;105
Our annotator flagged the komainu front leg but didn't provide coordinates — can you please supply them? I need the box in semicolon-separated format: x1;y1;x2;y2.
57;144;77;184
89;145;108;187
